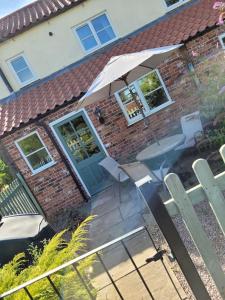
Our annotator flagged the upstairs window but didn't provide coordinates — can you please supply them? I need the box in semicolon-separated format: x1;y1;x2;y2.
9;55;34;85
16;132;54;174
115;70;172;125
164;0;189;9
75;13;116;52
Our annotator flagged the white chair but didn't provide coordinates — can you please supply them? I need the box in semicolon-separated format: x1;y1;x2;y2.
176;111;203;150
119;161;157;186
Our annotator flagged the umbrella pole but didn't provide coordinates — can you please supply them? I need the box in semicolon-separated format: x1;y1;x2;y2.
123;78;148;126
123;78;160;145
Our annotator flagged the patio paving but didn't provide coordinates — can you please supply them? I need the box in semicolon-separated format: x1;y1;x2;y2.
86;181;149;249
81;180;187;299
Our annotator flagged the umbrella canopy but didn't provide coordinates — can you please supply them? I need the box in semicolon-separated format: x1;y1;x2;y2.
79;44;183;106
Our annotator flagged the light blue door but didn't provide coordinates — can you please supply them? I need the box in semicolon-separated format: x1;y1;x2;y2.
53;112;110;195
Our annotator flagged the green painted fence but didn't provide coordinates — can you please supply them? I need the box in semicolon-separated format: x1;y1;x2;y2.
0;173;44;217
164;144;225;299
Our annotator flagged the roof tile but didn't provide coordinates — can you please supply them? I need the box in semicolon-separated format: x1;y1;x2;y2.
0;0;222;136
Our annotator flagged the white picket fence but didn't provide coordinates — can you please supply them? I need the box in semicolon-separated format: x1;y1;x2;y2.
164;145;225;299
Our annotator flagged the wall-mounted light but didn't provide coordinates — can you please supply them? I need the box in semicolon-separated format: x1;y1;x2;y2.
94;107;105;124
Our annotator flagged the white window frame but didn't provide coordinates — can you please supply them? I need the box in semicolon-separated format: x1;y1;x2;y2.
15;131;55;175
73;12;117;53
163;0;190;11
219;33;225;49
115;69;174;126
8;53;36;86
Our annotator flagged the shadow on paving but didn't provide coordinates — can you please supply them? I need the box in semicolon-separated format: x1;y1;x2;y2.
79;181;187;299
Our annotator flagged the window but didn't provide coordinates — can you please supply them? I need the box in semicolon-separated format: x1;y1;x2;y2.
164;0;189;9
9;55;34;85
75;13;116;52
115;70;172;125
16;132;54;174
219;33;225;49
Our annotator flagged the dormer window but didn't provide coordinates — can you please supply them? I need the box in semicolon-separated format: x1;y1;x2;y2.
164;0;190;9
75;13;116;52
8;54;35;85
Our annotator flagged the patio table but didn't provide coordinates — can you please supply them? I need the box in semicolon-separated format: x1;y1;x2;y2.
136;134;185;161
136;134;186;181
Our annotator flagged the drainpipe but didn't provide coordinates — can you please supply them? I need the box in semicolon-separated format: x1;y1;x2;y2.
36;120;88;202
0;68;13;93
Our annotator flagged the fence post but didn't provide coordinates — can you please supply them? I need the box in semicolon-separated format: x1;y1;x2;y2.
138;182;211;300
193;159;225;236
16;173;46;218
165;173;225;299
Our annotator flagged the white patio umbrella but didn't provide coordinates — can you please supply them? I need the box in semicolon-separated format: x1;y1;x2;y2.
79;44;183;142
79;44;183;106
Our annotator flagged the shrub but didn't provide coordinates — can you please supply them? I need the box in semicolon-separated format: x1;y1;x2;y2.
0;216;96;300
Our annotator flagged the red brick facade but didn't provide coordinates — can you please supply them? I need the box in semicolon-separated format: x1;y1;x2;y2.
1;25;224;218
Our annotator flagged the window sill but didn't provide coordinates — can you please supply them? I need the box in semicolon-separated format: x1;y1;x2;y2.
31;161;57;176
127;100;175;127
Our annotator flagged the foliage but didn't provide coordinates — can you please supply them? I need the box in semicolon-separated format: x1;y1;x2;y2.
197;58;225;123
0;159;13;191
0;216;96;300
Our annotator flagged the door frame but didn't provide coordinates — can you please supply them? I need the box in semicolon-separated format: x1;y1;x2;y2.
49;108;108;196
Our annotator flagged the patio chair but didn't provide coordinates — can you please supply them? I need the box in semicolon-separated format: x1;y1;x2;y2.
176;111;203;150
99;157;157;201
121;160;170;184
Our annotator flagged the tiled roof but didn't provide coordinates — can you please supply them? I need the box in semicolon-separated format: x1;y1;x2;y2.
0;0;85;42
0;0;220;136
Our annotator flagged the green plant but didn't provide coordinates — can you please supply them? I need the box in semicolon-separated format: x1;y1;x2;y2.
198;60;225;124
0;216;96;300
0;159;13;191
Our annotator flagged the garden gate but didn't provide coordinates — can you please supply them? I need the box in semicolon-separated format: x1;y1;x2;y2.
162;144;225;299
0;173;44;217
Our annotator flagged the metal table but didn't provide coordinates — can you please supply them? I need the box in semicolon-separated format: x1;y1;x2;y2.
136;134;186;181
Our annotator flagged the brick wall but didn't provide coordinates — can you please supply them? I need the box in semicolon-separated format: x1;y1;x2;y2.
1;124;84;218
2;25;223;218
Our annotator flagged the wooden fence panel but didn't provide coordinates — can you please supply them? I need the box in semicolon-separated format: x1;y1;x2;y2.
165;173;225;299
0;174;43;217
193;158;225;236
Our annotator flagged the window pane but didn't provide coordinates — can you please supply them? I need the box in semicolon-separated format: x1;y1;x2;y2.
71;117;100;157
11;57;27;72
76;24;98;50
91;14;110;32
18;134;43;156
16;68;33;83
27;149;52;170
82;36;98;50
138;72;161;95
119;85;144;120
11;56;33;83
76;24;93;39
97;27;116;44
144;88;168;110
92;14;115;44
165;0;180;7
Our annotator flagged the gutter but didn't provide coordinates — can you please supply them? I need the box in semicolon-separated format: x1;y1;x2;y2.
0;68;13;93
